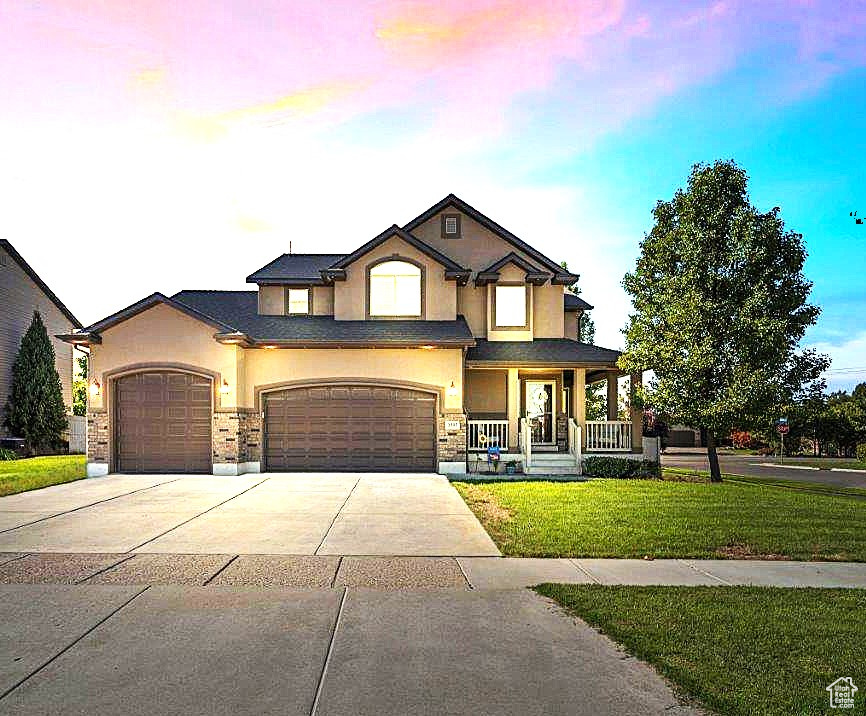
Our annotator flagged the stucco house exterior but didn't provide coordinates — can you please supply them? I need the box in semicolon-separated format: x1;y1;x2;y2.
1;239;82;437
60;195;643;477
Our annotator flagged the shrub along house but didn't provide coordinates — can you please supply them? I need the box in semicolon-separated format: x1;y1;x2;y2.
60;195;646;477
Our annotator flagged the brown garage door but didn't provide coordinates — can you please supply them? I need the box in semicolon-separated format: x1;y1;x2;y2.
264;385;436;472
115;371;212;473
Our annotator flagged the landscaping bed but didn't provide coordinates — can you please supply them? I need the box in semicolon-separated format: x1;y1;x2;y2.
0;455;86;497
536;584;865;716
453;477;866;560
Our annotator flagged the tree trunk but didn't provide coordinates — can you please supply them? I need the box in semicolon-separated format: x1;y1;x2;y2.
706;431;722;483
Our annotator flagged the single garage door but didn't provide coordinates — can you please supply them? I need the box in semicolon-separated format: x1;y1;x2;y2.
115;371;212;473
264;385;436;472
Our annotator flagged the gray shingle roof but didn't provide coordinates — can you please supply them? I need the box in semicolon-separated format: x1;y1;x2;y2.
246;254;345;284
172;291;475;345
564;293;593;311
466;338;620;365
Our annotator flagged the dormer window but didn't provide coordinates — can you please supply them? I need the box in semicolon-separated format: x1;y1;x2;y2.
369;259;422;317
441;214;461;239
287;288;310;315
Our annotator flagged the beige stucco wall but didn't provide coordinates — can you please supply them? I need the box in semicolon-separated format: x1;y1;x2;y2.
332;235;457;321
258;286;285;316
564;312;578;340
533;283;565;338
88;302;242;410
312;286;334;315
243;347;464;411
457;284;486;336
465;369;507;415
410;210;555;274
0;244;76;420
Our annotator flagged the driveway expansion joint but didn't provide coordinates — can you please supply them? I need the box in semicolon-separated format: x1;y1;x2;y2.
0;585;150;702
313;477;361;556
75;554;137;584
202;554;239;586
125;478;271;552
0;478;182;535
310;586;348;716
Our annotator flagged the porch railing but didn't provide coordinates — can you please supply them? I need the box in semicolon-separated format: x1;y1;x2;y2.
585;420;632;452
467;420;509;452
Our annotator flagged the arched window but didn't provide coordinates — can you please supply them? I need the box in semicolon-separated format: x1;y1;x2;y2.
369;260;422;317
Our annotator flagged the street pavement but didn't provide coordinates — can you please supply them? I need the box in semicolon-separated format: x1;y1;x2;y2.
662;449;866;489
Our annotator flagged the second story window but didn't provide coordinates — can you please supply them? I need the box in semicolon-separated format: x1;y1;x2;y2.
287;288;310;315
494;285;527;328
369;260;422;317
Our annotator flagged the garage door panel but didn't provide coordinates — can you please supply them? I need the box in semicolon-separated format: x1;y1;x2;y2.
115;371;212;474
264;384;436;472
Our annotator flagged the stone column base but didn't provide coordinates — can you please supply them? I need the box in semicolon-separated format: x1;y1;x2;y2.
213;461;261;476
86;462;109;477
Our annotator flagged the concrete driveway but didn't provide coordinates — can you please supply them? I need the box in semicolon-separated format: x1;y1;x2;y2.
0;584;698;715
0;474;499;556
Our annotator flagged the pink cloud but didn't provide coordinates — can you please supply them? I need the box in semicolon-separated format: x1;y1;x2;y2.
1;0;864;138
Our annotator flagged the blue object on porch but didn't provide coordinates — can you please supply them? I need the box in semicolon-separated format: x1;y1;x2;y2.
486;444;501;473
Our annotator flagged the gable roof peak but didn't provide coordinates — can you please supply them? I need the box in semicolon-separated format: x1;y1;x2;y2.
402;195;578;285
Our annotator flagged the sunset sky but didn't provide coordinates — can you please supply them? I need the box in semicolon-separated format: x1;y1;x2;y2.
1;1;864;389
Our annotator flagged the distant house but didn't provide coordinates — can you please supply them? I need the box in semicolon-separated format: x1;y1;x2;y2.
0;239;82;435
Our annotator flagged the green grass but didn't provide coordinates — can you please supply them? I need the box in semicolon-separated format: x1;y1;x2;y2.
535;584;866;716
662;467;866;499
453;478;866;560
0;455;86;496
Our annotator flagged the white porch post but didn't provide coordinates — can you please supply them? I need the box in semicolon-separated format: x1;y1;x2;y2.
573;368;585;450
507;367;520;450
606;370;619;421
630;372;643;454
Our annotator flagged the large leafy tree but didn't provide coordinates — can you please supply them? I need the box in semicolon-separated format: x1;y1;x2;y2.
619;160;828;481
72;354;88;417
3;311;68;455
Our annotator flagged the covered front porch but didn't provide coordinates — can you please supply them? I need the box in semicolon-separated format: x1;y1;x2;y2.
463;340;644;474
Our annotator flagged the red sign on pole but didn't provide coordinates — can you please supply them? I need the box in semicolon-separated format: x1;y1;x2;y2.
777;424;789;435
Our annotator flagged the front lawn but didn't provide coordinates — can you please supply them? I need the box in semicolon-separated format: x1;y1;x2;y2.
536;584;865;716
453;478;866;560
0;455;86;497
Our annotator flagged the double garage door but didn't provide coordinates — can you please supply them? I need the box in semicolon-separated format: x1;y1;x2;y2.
114;372;437;473
264;385;437;472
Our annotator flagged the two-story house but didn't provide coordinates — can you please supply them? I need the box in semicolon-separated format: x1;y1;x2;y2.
1;239;82;437
60;195;643;477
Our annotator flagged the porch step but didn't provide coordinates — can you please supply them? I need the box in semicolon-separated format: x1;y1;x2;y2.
524;464;582;475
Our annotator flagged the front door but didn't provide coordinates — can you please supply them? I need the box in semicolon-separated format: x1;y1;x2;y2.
525;380;556;445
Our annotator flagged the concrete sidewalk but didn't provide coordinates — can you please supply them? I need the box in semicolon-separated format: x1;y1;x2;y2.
457;557;866;589
2;552;865;589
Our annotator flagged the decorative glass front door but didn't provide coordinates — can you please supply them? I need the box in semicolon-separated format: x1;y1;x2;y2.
525;381;555;445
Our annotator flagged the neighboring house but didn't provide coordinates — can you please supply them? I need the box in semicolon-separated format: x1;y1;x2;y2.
60;195;644;477
1;240;82;436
